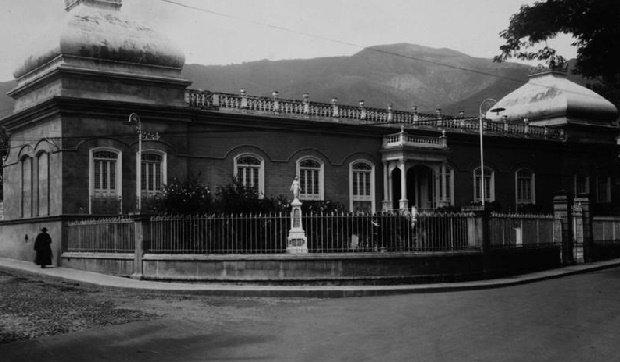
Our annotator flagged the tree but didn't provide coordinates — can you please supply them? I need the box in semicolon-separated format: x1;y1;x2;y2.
495;0;620;105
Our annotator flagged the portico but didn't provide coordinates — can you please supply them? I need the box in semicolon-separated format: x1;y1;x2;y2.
381;129;452;211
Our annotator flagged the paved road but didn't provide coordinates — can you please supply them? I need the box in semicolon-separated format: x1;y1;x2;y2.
2;267;620;361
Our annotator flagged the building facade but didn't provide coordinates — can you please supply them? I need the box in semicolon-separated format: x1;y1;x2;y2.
1;0;619;262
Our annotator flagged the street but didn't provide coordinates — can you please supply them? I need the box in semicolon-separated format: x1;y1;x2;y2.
1;267;620;361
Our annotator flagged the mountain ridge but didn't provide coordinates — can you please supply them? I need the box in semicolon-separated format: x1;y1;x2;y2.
0;43;586;118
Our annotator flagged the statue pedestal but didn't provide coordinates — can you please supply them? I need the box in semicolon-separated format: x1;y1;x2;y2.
287;199;308;254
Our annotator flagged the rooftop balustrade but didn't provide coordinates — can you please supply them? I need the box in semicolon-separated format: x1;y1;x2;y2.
185;88;566;141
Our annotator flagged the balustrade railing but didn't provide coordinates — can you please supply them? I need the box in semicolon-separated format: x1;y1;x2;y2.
185;89;565;140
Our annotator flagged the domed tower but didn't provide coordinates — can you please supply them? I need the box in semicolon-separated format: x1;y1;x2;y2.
9;0;189;111
0;0;191;223
486;64;618;142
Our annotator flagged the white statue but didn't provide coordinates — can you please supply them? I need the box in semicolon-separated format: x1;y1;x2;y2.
290;176;301;201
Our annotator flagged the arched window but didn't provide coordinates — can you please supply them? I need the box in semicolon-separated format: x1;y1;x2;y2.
89;148;122;214
234;154;264;196
21;156;32;218
140;152;166;197
37;152;50;216
297;157;324;201
515;169;535;205
574;175;590;195
474;166;494;202
350;160;375;212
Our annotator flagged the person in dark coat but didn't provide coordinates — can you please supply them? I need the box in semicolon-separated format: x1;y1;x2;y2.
34;227;53;268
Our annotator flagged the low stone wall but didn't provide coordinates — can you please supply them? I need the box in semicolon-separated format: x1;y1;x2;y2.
0;218;63;266
132;247;561;284
61;252;134;277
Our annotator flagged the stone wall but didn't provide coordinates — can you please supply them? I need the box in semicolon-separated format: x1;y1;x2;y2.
0;219;62;265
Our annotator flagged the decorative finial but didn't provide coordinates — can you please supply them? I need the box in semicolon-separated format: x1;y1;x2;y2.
272;91;279;98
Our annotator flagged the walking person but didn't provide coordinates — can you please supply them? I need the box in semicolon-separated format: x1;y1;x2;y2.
34;227;53;268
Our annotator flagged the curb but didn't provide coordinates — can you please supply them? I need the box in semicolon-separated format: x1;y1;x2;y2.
0;259;619;298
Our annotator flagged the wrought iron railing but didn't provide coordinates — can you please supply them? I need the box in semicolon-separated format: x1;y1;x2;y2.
489;213;561;248
65;217;135;253
593;216;620;244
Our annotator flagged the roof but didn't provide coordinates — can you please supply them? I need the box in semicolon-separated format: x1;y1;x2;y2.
14;0;184;78
485;70;618;123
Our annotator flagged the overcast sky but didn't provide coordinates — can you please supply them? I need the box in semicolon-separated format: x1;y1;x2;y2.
0;0;577;81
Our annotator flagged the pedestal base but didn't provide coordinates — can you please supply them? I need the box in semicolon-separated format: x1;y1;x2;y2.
399;199;409;211
287;230;308;254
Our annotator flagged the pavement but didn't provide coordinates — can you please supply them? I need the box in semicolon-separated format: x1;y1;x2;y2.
1;256;619;297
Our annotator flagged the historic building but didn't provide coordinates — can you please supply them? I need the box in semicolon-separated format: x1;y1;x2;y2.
0;0;619;262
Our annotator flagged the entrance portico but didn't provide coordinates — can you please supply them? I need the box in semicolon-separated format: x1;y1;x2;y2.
381;129;451;211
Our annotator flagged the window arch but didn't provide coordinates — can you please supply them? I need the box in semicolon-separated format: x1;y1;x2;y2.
473;166;495;202
515;168;535;205
36;152;50;216
349;160;375;212
233;154;264;197
139;151;167;198
89;148;122;214
296;156;324;201
21;156;32;218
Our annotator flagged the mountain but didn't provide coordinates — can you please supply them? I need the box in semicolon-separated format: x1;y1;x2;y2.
0;44;590;118
181;43;533;116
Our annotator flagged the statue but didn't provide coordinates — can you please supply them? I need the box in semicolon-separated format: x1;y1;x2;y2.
290;176;301;201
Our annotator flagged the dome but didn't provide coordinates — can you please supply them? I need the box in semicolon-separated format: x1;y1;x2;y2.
486;70;618;123
14;0;185;78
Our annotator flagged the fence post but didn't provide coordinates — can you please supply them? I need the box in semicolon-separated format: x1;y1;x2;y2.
131;215;147;280
480;208;491;253
576;195;594;262
554;193;573;265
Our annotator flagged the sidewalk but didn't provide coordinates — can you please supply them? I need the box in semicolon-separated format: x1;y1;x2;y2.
1;257;619;297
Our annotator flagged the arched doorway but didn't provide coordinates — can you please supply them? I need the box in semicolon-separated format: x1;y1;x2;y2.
407;165;434;210
391;168;401;210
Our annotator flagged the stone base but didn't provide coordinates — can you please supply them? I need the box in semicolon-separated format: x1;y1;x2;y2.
382;200;392;211
287;230;308;254
399;199;409;210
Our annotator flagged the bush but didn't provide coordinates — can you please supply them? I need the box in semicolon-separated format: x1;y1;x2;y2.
152;175;213;215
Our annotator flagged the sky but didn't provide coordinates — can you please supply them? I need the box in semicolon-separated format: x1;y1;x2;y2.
0;0;578;82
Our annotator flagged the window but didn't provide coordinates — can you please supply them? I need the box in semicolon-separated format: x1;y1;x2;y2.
515;169;535;205
141;152;165;197
439;166;455;206
596;176;611;203
350;160;375;212
474;166;494;202
89;148;122;215
37;152;50;216
297;157;324;201
21;156;32;218
234;154;264;196
574;175;590;195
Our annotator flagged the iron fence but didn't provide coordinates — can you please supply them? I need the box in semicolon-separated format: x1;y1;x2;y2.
147;213;290;254
65;217;135;253
489;213;561;248
593;216;620;244
145;211;482;254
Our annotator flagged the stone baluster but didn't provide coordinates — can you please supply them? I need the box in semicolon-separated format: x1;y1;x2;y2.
331;97;339;118
240;88;248;109
302;93;310;115
359;100;367;120
524;118;529;134
272;91;280;113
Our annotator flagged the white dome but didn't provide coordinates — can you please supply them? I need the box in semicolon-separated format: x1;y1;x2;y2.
14;0;184;78
486;70;617;123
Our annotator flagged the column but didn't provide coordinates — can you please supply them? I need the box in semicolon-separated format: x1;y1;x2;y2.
441;163;448;207
382;161;390;211
399;160;408;210
553;194;573;265
433;165;440;209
